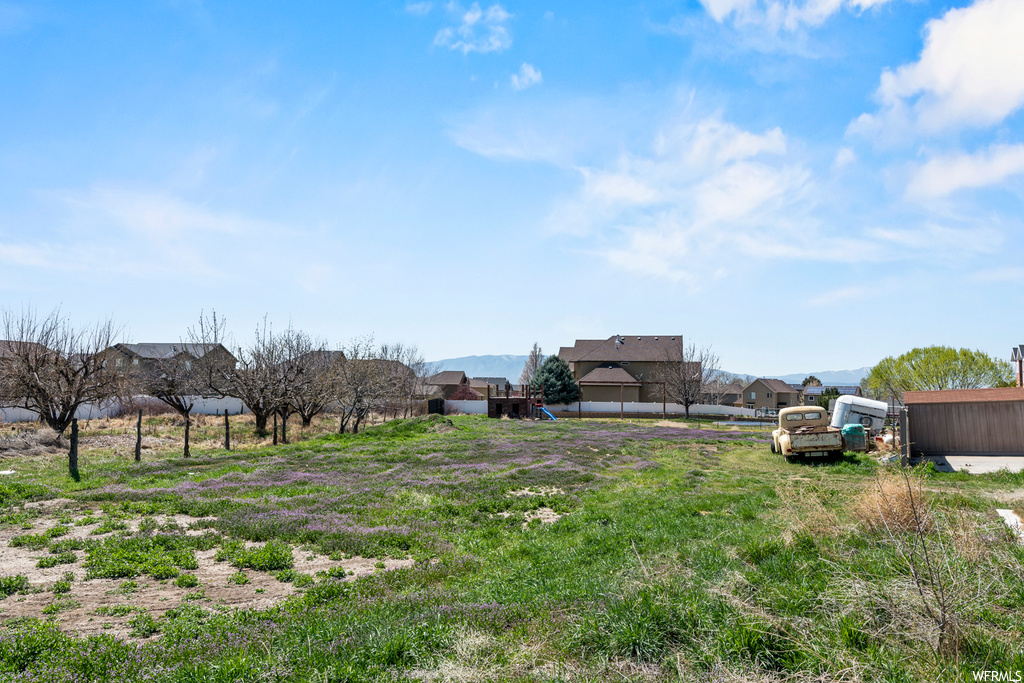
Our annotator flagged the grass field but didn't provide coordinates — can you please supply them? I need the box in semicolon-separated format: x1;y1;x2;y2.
0;414;1022;682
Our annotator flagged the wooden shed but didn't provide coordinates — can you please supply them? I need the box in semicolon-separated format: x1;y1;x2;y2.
904;387;1024;457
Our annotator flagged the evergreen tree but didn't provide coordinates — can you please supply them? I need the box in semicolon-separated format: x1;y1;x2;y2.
532;356;579;404
816;387;840;409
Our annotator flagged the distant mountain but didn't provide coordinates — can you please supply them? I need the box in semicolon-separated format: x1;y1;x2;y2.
776;368;871;386
722;367;871;386
429;355;531;384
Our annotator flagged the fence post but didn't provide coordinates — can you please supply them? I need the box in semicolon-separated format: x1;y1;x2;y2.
134;409;142;462
899;407;910;467
68;418;79;478
224;412;230;451
273;413;278;445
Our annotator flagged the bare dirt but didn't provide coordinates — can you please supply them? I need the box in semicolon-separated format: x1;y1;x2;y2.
0;507;414;639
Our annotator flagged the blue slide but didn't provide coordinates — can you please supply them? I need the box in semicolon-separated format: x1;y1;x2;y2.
539;407;557;421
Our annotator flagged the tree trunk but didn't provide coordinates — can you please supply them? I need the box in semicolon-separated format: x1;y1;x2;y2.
254;412;269;437
224;412;230;451
183;414;191;458
135;409;142;462
280;410;287;444
301;414;312;428
273;412;278;445
68;418;79;478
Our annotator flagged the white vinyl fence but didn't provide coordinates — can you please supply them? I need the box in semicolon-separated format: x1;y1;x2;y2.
1;396;250;425
445;400;755;417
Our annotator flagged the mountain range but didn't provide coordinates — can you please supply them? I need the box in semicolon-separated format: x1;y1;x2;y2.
430;355;871;387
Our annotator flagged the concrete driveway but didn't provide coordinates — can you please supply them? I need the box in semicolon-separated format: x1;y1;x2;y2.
921;455;1024;474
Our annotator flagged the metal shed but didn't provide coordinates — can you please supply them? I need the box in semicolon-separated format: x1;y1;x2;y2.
904;387;1024;457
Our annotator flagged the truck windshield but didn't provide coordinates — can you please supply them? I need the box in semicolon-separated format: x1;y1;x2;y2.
787;412;821;421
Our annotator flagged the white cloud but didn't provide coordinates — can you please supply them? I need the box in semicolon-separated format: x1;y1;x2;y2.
833;146;856;170
865;223;1001;254
906;144;1024;199
405;2;433;16
434;2;512;54
852;0;1024;139
699;0;897;31
510;63;542;90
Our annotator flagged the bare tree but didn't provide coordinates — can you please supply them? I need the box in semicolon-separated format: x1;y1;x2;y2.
0;308;132;435
519;342;544;387
283;333;338;428
651;338;720;418
126;342;231;458
333;337;378;434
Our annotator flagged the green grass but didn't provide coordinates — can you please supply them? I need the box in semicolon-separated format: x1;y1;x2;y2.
0;415;1021;681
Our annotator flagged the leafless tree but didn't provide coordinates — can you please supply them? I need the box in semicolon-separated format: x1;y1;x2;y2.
519;342;544;387
333;337;378;434
190;313;283;438
282;333;338;428
131;345;212;458
0;308;132;435
651;338;720;418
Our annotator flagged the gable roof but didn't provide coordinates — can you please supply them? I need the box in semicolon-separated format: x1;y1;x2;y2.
472;376;510;387
578;365;642;385
748;378;802;394
559;335;684;363
426;370;466;386
1013;345;1024;362
114;343;232;361
904;387;1024;404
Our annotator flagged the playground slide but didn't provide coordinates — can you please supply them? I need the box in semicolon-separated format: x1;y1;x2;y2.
539;407;557;421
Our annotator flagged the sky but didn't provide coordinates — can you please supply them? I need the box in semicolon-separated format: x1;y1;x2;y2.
0;0;1022;377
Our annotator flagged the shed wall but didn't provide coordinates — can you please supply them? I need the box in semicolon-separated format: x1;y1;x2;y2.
908;401;1024;455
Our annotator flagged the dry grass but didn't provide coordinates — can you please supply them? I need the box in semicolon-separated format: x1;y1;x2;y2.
0;428;68;456
850;468;932;535
776;480;845;542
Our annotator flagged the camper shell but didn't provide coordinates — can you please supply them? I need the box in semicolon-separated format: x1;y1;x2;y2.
830;395;888;434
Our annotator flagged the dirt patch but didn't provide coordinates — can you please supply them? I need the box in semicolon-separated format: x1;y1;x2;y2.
523;508;561;527
509;487;564;497
0;511;414;638
987;489;1024;504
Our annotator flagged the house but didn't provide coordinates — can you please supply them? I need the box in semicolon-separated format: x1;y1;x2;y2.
700;382;744;407
741;378;802;412
904;387;1024;457
102;343;237;376
801;385;863;406
425;370;482;399
558;335;686;403
473;377;513;396
1013;345;1024;387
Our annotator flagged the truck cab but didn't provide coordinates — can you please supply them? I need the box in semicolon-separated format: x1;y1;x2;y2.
771;406;845;459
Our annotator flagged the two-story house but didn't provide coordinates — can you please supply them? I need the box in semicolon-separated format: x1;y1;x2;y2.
741;378;802;412
557;335;688;403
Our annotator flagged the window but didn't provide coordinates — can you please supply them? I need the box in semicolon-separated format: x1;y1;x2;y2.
767;392;773;398
748;391;756;400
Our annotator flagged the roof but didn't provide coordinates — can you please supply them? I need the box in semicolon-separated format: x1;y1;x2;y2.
578;365;642;385
558;335;684;363
1013;345;1024;362
115;343;230;361
472;376;510;386
426;370;466;386
803;385;861;396
0;340;52;360
748;378;802;394
904;387;1024;404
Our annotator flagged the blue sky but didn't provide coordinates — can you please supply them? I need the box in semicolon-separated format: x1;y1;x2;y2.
1;0;1021;376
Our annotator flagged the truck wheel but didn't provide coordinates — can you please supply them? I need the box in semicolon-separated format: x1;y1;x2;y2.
770;440;776;454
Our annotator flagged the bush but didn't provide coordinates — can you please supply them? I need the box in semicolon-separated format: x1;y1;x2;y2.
0;574;29;597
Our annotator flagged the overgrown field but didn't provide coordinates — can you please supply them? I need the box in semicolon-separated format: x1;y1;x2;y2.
0;415;1022;682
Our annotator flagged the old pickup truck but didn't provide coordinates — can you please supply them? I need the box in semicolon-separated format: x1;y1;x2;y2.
770;406;844;458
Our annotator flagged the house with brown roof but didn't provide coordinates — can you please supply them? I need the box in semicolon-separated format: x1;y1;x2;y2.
741;378;802;413
425;370;484;399
557;335;686;403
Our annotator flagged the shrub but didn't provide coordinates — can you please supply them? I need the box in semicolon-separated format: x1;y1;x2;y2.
174;573;199;588
37;551;77;569
0;574;30;597
217;539;293;571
